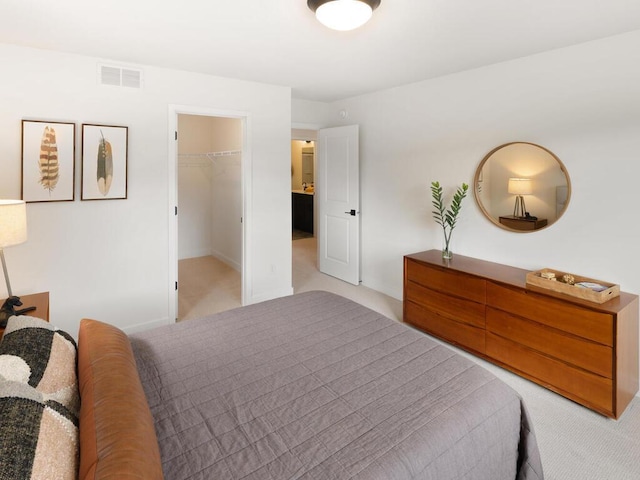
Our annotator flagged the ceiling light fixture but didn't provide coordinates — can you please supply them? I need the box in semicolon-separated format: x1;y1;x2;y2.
307;0;381;31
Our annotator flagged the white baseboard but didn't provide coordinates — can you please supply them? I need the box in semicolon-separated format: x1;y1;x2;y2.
361;276;403;301
178;249;241;272
178;248;212;260
211;249;241;272
121;316;171;335
247;286;294;305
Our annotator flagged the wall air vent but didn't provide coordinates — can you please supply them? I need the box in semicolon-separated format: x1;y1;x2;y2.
98;64;143;88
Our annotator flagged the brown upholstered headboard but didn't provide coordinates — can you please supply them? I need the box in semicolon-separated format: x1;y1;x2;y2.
77;319;164;480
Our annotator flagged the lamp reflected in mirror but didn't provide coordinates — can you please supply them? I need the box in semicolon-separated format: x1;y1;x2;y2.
474;142;571;233
508;178;532;217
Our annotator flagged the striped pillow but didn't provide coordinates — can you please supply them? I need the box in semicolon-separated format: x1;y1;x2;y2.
0;316;79;480
0;316;79;414
0;381;78;480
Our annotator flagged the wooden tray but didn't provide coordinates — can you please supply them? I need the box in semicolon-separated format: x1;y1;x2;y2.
526;269;620;304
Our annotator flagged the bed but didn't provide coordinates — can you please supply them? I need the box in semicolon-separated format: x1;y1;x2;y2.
0;291;543;480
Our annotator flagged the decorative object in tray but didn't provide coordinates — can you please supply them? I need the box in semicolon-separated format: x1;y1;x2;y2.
526;268;620;304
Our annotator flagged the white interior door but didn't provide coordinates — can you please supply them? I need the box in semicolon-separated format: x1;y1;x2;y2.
317;125;360;285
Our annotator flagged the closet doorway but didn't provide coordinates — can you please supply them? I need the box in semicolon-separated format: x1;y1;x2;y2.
176;114;244;320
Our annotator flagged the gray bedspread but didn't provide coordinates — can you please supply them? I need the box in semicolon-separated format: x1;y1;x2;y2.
130;291;543;480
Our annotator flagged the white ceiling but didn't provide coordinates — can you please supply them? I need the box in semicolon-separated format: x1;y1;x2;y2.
2;0;640;102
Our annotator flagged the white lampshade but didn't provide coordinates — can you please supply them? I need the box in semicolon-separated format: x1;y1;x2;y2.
508;178;532;196
0;200;28;248
311;0;379;31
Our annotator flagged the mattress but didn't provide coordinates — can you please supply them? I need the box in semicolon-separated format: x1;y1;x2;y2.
130;291;543;480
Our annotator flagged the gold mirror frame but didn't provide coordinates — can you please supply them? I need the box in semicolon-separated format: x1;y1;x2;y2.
473;142;571;233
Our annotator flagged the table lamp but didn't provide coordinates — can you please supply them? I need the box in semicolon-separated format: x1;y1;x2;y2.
0;199;27;298
508;178;532;218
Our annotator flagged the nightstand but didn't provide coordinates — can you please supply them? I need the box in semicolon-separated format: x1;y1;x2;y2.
499;215;548;231
0;291;49;337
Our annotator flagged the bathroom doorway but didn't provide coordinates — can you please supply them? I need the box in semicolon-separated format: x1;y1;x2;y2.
291;129;319;290
291;139;315;240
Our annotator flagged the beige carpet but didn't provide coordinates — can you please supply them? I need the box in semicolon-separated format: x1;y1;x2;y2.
178;255;241;320
178;238;640;480
178;237;401;322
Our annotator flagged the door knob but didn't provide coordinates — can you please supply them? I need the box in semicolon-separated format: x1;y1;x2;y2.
344;209;357;216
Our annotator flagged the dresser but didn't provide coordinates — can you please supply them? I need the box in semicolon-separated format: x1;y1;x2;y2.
403;250;639;419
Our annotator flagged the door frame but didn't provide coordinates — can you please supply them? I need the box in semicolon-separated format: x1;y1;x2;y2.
291;123;320;243
168;104;252;322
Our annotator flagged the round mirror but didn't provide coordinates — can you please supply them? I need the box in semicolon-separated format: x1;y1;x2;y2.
474;142;571;232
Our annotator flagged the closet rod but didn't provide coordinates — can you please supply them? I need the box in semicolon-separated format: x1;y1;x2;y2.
178;150;241;158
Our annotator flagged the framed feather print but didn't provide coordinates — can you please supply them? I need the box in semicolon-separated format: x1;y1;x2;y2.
81;124;128;200
21;120;75;203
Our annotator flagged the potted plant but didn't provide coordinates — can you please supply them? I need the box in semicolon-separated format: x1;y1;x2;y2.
431;181;469;259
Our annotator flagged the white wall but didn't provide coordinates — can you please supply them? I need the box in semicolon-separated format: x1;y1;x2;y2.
0;43;292;335
178;164;213;259
294;30;640;384
293;30;640;300
209;117;243;270
178;115;213;260
291;100;333;129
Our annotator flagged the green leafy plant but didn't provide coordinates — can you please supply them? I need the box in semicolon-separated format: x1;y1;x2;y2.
431;181;469;258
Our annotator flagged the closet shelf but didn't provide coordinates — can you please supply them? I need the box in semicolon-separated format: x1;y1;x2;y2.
178;150;242;168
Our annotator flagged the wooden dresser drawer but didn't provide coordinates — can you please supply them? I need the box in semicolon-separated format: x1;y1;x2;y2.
405;280;485;328
405;300;485;354
406;258;486;304
486;333;613;415
487;282;613;346
486;307;613;378
403;250;639;419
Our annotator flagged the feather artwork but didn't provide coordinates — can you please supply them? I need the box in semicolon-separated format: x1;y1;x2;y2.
39;126;59;192
96;130;113;196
